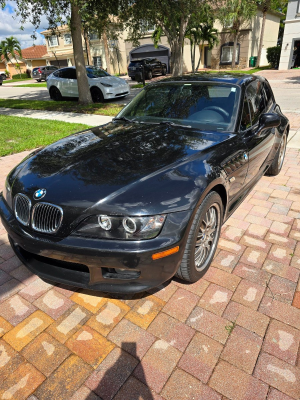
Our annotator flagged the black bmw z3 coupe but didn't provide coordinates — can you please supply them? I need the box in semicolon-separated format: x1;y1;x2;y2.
0;74;289;293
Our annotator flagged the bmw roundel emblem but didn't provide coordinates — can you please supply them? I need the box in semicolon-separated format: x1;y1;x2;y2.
33;189;46;200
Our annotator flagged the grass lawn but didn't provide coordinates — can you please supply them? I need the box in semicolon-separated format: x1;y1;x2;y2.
15;83;47;87
0;115;91;157
3;78;32;84
204;66;271;74
0;99;122;117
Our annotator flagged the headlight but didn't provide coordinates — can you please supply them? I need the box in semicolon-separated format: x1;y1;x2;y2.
101;82;113;87
73;214;166;240
3;178;11;202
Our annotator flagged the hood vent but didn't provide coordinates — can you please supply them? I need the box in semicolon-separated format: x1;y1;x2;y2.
14;194;31;226
32;203;63;234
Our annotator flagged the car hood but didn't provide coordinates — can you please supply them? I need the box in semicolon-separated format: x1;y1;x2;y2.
90;76;127;86
10;122;232;233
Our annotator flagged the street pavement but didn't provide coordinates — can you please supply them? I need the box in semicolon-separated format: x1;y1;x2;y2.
0;146;299;400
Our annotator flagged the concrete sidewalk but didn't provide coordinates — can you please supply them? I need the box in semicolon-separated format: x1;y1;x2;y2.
0;107;113;126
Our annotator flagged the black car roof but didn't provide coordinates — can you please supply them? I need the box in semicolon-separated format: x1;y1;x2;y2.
156;73;264;86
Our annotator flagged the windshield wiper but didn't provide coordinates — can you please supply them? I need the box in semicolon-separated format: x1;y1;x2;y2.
113;116;138;123
160;121;192;129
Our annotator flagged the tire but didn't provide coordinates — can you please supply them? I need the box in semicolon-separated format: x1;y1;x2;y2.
162;67;167;76
176;191;223;283
36;79;41;82
49;86;62;101
147;71;153;80
131;77;135;81
0;82;2;86
265;132;287;176
91;87;104;103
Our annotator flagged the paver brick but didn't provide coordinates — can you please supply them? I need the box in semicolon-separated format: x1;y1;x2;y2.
239;235;271;252
3;310;53;351
254;353;300;399
0;279;25;304
0;294;36;326
33;288;74;320
233;263;271;285
232;279;265;310
0;362;45;400
18;278;52;303
217;238;245;255
70;385;101;400
198;283;232;316
263;259;299;283
70;290;108;313
86;298;130;336
259;297;300;330
178;331;223;383
9;264;38;286
162;288;198;323
246;223;268;239
21;332;71;376
0;338;24;382
66;325;115;368
269;221;292;237
0;269;11;286
148;281;178;301
126;295;165;328
268;388;296;400
267;212;293;225
263;320;300;365
211;250;240;272
162;369;221;400
221;226;245;242
35;355;93;400
220;326;262;374
292;291;300;308
203;267;241;291
265;232;296;249
147;312;195;352
209;360;268;400
240;247;268;268
0;315;12;337
269;245;293;265
46;304;92;344
134;339;181;393
187;306;230;344
86;347;138;400
108;318;155;359
173;277;210;297
0;256;22;273
265;275;296;304
290;255;300;270
223;301;270;337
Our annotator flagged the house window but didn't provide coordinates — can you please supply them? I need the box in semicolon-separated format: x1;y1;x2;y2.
220;42;240;65
297;0;300;14
48;36;58;47
141;20;155;32
90;32;99;40
64;34;72;45
93;56;102;67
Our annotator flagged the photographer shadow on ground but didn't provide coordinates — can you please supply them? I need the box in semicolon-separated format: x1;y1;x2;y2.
91;341;155;400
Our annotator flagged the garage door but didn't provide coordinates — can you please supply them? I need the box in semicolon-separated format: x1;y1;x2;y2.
50;59;68;68
130;44;170;72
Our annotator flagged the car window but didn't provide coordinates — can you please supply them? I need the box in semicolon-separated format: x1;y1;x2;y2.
246;81;266;126
53;70;61;77
240;96;252;131
262;81;273;109
58;68;72;79
86;67;110;78
118;82;240;131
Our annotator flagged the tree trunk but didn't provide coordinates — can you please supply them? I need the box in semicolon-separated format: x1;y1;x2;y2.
70;3;92;104
231;33;238;69
83;29;92;66
256;10;267;68
196;43;204;71
171;15;188;76
102;29;111;74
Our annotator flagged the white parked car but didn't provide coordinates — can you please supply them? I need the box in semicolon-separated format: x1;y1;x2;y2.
47;66;130;102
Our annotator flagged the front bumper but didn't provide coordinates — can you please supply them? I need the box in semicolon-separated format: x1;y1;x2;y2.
0;193;191;293
103;85;130;100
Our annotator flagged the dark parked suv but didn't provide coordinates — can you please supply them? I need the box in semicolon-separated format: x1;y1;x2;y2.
32;66;58;81
128;58;167;80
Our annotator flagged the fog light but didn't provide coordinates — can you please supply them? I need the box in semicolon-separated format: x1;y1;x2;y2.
123;217;137;233
98;215;112;230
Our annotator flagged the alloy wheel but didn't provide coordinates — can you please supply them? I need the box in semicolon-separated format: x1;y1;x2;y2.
194;203;220;271
278;134;287;170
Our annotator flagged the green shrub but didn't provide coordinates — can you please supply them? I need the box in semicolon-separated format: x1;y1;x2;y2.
266;46;281;69
11;73;29;79
4;70;10;78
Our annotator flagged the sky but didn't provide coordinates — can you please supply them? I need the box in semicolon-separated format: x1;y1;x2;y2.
0;1;47;48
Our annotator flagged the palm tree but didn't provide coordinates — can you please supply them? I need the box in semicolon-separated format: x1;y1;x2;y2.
1;36;23;78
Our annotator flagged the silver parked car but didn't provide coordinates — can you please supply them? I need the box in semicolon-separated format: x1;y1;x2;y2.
32;66;58;82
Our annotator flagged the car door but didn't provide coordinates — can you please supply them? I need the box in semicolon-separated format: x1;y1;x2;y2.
241;80;277;186
66;68;78;96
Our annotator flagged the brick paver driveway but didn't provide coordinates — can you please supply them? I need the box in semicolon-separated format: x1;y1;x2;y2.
0;146;299;400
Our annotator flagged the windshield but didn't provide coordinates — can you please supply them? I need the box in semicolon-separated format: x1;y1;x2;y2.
86;67;110;78
118;82;240;131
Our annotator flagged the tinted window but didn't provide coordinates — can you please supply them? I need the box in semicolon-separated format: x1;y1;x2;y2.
86;67;110;78
53;70;61;77
118;83;240;131
240;96;252;131
246;81;266;125
59;68;76;79
263;81;273;109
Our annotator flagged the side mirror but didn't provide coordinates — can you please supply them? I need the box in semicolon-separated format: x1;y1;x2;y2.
258;113;281;132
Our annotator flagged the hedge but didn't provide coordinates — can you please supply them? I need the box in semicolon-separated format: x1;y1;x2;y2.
11;73;30;79
266;46;281;69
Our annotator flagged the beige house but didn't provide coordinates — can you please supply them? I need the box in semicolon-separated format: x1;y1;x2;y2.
40;7;282;75
0;45;47;76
